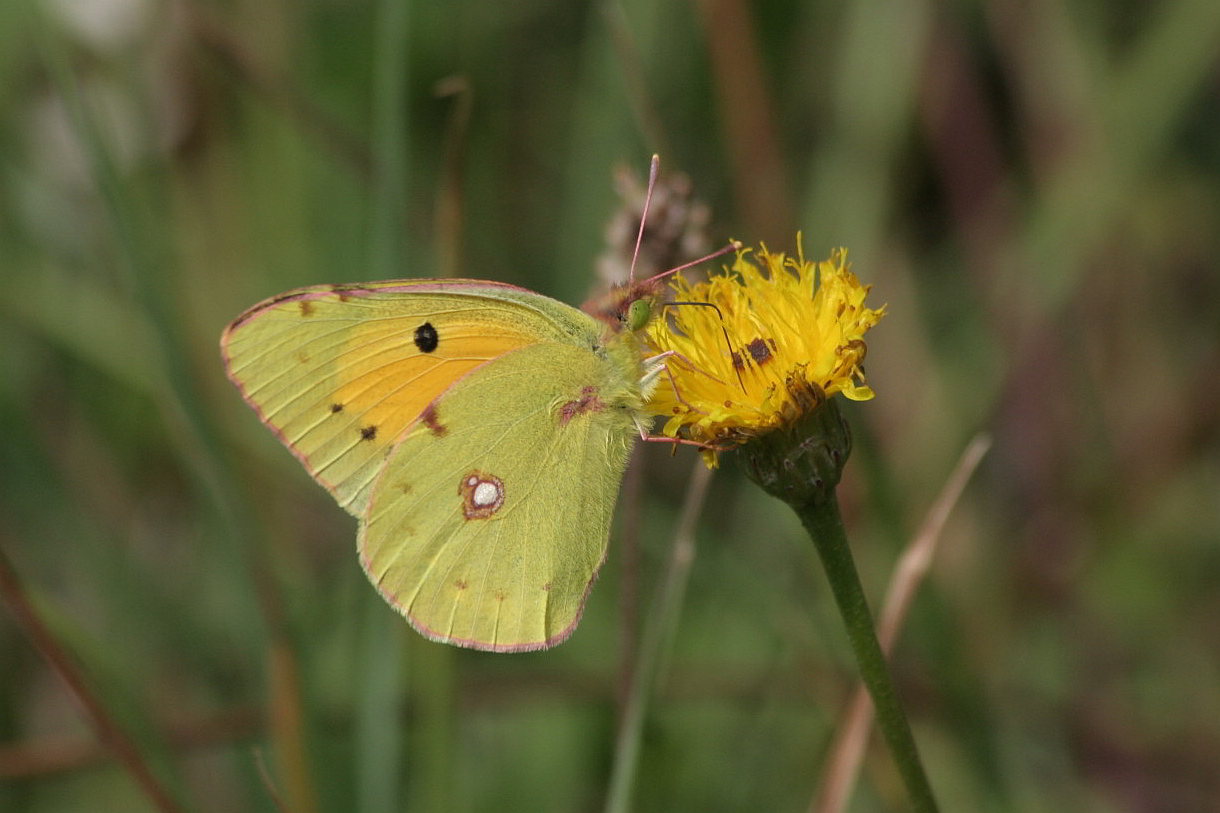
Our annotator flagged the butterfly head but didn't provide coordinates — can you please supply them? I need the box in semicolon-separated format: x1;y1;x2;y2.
584;277;664;334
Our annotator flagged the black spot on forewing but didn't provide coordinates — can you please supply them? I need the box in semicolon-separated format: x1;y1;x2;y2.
414;322;439;353
330;403;344;414
360;425;377;441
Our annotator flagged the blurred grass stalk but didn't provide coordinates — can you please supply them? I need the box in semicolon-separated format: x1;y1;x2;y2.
30;9;303;810
0;546;185;813
604;461;713;813
692;0;793;243
1002;0;1220;314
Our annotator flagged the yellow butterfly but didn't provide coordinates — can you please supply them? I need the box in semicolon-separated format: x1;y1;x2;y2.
221;273;669;652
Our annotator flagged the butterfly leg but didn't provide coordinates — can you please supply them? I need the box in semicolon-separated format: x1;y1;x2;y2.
641;349;716;417
639;432;730;451
634;353;729;452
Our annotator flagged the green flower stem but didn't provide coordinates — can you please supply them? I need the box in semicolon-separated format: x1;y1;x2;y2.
798;495;939;813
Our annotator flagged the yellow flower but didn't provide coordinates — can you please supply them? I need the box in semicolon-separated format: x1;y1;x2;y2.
643;238;884;464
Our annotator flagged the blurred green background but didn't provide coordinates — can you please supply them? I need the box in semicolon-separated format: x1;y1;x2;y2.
2;0;1219;811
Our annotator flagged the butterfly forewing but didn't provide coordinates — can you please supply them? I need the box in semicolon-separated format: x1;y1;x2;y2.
221;280;588;516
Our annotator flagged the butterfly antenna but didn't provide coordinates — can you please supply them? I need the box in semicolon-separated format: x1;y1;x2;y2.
660;299;747;393
628;154;661;285
652;239;741;285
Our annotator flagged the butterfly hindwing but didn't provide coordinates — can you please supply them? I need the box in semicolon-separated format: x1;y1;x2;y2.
359;340;639;652
221;280;592;516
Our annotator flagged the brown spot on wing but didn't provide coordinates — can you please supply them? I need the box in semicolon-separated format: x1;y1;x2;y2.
329;283;372;302
261;290;311;312
330;403;344;413
227;290;313;330
454;579;468;591
420;404;447;436
360;425;378;440
299;300;316;316
559;386;605;425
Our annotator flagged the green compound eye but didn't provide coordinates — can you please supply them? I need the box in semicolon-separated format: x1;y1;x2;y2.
626;298;652;332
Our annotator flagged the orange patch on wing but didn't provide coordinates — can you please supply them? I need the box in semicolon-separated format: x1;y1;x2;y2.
331;327;535;447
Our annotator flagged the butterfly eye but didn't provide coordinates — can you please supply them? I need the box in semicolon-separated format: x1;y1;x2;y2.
626;299;652;331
